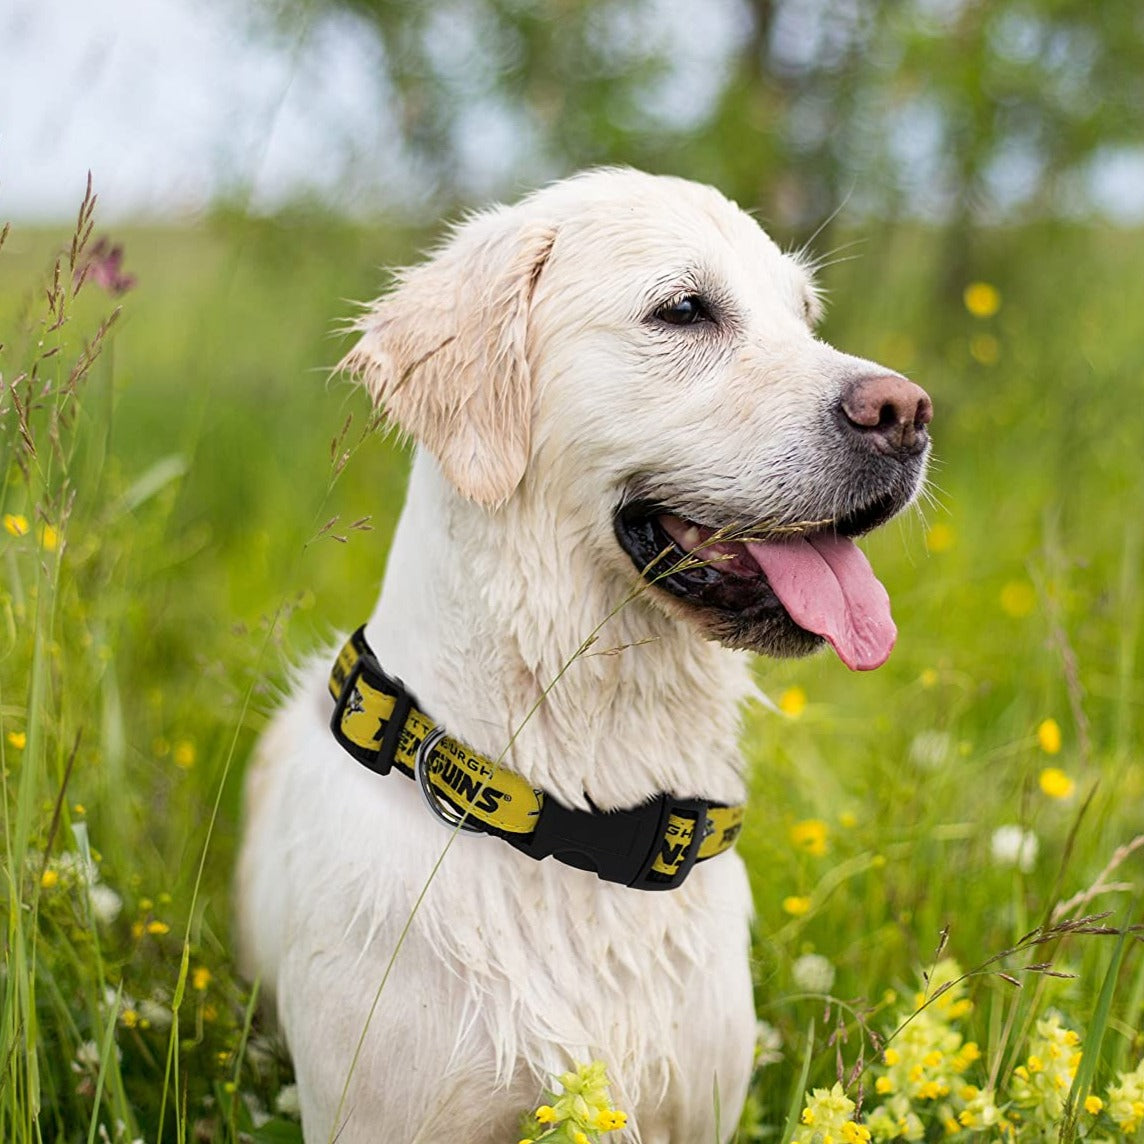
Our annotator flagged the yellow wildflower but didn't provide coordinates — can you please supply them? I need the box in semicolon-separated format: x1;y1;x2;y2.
1085;1095;1104;1114
41;868;59;889
883;1048;901;1067
789;819;828;857
7;730;26;750
596;1109;627;1130
779;686;808;717
964;282;1001;318
1000;579;1036;617
925;523;955;553
919;667;939;688
173;739;196;769
970;333;1001;364
1039;767;1074;800
121;1008;139;1029
794;1083;862;1144
535;1106;557;1124
3;513;29;537
1037;719;1062;755
146;920;170;936
192;966;212;991
782;895;811;917
573;1134;589;1144
40;523;59;551
875;1076;894;1094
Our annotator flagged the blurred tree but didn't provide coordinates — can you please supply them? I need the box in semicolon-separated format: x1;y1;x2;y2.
261;0;1144;244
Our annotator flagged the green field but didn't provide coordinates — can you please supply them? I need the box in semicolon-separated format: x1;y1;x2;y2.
2;203;1142;1141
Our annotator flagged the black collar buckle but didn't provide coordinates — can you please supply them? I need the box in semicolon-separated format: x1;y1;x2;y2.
508;793;711;891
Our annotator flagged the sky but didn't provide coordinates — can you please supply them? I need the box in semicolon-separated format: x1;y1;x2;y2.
1;0;406;221
3;0;1143;225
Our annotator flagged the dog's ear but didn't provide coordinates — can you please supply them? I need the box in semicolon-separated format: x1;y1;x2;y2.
341;210;556;506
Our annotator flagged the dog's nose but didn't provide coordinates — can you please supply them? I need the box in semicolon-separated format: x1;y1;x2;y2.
839;373;933;456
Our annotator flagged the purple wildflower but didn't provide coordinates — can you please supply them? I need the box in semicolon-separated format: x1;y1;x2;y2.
74;237;137;296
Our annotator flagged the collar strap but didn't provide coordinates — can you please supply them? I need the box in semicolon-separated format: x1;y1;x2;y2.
328;627;745;892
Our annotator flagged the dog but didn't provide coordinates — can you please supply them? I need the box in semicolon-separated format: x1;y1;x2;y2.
235;168;932;1143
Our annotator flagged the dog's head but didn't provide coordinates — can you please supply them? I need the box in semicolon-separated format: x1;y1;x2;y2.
343;169;931;671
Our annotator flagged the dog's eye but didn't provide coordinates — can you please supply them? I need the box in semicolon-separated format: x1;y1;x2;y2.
654;295;713;327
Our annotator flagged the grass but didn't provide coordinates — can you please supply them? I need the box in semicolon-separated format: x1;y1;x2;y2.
1;192;1142;1141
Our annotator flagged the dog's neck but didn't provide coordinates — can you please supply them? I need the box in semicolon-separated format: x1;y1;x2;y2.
364;451;753;811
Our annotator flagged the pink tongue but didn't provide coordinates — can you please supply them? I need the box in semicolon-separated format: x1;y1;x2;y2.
745;534;896;671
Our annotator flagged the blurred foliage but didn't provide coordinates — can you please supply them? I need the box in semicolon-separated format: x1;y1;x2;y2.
262;0;1144;242
2;177;1143;1136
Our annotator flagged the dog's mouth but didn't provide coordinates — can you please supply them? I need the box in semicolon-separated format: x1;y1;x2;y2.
614;494;904;671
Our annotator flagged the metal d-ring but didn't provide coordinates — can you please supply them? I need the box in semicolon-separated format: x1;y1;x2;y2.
414;725;482;833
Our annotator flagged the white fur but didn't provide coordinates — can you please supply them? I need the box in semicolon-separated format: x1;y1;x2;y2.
236;169;910;1142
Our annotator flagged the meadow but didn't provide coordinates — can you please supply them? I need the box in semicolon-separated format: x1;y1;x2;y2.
1;191;1142;1142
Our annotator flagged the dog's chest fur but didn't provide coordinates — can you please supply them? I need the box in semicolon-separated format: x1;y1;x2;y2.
237;453;758;1142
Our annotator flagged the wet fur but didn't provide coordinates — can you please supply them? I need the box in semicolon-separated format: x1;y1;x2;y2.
235;168;926;1142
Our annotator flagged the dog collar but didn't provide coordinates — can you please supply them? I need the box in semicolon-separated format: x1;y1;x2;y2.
328;627;745;892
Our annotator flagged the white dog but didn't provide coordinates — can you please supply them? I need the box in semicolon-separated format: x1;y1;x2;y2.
236;168;931;1143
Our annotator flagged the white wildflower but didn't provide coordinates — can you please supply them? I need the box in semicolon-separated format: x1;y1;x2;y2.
908;730;953;770
990;824;1039;872
755;1020;783;1067
276;1083;301;1117
139;998;172;1029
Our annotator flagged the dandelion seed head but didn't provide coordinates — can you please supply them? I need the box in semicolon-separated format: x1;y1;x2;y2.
792;952;836;994
90;883;123;924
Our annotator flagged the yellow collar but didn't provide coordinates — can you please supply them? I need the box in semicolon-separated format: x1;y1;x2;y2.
328;627;745;891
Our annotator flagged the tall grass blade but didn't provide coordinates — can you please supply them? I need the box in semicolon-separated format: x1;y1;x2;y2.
779;1020;815;1144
